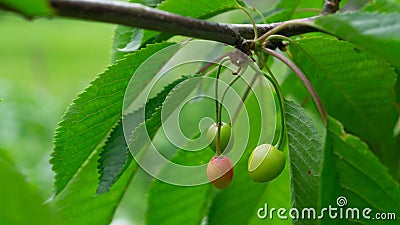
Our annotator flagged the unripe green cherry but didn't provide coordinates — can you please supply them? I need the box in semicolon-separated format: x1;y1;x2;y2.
207;122;231;153
207;155;234;189
248;144;285;183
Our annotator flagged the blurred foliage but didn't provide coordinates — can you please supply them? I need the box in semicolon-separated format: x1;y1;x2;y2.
0;13;114;195
0;150;60;225
0;0;52;17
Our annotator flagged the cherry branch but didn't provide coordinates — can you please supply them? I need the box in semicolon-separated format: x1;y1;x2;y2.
49;0;320;51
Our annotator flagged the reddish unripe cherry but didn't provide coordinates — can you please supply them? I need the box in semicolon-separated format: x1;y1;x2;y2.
207;155;234;189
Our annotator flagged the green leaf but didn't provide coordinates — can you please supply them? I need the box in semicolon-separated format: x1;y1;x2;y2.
264;0;323;23
128;76;200;157
319;120;343;225
157;0;239;17
118;29;144;53
146;149;212;225
396;71;400;109
111;25;138;62
288;34;397;171
322;117;400;224
0;151;59;225
97;122;132;195
363;0;400;13
314;12;400;70
97;76;194;194
264;0;301;23
51;150;138;225
0;0;52;17
50;42;174;195
110;0;162;61
394;134;400;180
281;70;309;104
284;100;323;225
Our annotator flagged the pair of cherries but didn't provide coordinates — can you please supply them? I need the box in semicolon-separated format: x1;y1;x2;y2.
206;122;286;189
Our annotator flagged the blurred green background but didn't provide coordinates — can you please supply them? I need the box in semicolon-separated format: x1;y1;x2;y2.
0;12;114;196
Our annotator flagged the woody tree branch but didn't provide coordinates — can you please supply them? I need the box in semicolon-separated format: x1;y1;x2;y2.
48;0;340;51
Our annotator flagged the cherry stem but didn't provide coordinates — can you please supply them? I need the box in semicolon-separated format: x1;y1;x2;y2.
238;5;258;39
196;52;232;75
262;67;286;150
256;19;313;45
215;58;248;155
266;34;293;43
215;58;230;155
219;75;242;117
261;47;327;125
247;61;286;149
